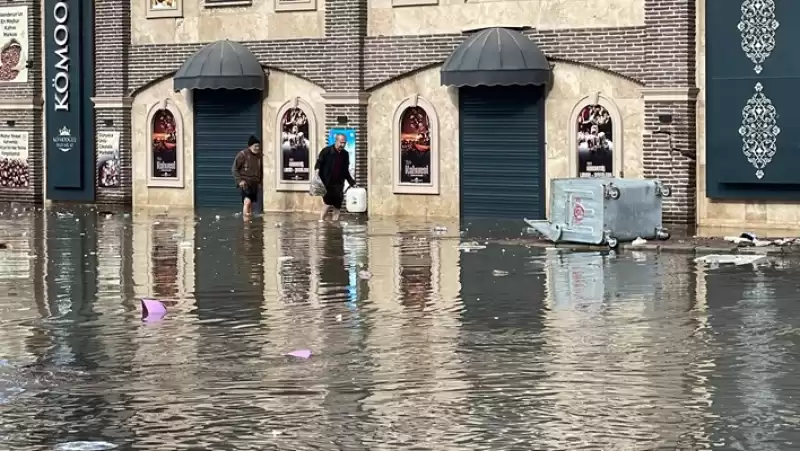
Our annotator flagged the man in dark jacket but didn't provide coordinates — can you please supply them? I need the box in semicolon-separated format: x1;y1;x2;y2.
232;135;262;217
315;133;356;221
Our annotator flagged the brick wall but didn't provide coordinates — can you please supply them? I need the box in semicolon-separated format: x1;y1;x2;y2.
0;0;42;204
94;0;132;205
82;0;696;223
643;0;697;224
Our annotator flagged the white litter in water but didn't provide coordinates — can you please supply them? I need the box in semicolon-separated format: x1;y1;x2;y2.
631;237;647;246
336;314;343;322
694;254;765;266
54;442;117;451
458;241;486;252
492;269;509;277
278;256;294;262
358;270;372;280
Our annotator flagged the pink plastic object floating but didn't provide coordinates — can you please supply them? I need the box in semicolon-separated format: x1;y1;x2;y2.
141;298;167;321
285;349;312;359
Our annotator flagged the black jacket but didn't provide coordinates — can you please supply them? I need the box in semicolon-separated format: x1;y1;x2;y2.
314;145;355;187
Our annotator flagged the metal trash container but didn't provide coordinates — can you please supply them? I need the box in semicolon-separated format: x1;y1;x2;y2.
524;178;671;248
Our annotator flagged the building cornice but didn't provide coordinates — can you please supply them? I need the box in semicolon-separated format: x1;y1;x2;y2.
640;87;699;102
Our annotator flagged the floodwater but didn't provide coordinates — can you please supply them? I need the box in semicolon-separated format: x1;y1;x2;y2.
1;207;800;450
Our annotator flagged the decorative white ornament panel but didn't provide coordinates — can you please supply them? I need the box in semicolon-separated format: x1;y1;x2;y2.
738;0;779;74
739;82;780;180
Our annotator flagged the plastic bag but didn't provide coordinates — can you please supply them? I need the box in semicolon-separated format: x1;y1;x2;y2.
309;173;326;197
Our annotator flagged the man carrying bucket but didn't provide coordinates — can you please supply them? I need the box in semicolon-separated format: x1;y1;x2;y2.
314;133;356;222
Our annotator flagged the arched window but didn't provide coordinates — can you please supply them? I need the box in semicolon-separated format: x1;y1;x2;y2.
146;100;184;187
569;95;623;178
393;95;439;195
276;97;317;191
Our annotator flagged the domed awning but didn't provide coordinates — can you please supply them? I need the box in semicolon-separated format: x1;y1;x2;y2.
441;27;550;87
173;40;265;91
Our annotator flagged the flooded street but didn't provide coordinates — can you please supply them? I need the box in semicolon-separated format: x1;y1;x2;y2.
1;207;800;450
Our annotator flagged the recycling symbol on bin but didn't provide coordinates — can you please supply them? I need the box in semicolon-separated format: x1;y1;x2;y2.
572;200;585;224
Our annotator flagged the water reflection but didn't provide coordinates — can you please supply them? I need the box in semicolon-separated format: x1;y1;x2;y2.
2;209;800;449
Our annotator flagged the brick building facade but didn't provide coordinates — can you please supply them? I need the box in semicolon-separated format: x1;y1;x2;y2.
0;0;697;224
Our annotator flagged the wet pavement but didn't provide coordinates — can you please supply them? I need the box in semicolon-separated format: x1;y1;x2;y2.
1;206;800;450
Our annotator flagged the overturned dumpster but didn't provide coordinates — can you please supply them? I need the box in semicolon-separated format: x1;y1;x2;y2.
524;178;671;248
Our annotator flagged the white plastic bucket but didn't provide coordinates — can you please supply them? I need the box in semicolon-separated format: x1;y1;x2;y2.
346;187;367;213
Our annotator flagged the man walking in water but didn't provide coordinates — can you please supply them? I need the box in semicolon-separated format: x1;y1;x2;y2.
232;135;262;217
315;133;356;221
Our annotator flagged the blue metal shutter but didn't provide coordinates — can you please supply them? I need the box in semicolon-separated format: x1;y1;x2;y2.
459;85;546;219
193;89;263;210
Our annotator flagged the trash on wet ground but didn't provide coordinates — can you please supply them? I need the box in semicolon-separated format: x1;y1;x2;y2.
278;256;294;262
492;269;509;277
358;270;372;279
724;233;800;248
694;254;765;266
631;237;647;246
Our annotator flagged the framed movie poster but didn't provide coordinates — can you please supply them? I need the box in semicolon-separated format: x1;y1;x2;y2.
399;106;431;185
146;0;183;19
576;104;614;178
393;96;439;195
147;100;184;187
280;107;311;183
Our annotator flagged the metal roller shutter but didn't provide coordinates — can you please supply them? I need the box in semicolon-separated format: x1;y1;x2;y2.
193;89;263;210
459;85;546;219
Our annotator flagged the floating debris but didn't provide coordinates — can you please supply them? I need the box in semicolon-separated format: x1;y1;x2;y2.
278;256;294;262
694;254;765;266
458;241;486;252
285;349;312;359
141;298;167;322
492;269;509;277
631;237;647;246
54;441;118;451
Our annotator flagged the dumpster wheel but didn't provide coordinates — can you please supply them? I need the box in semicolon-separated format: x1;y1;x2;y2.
607;185;621;200
607;237;618;249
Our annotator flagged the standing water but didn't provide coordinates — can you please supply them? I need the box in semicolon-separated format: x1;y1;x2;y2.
0;207;799;450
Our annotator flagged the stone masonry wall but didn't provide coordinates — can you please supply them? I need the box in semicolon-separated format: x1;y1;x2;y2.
91;0;696;223
0;0;42;205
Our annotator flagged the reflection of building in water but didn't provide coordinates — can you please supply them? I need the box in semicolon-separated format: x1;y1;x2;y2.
41;211;101;366
132;211;194;301
0;212;36;361
396;232;436;308
363;225;468;447
150;217;180;299
536;251;708;449
94;213;127;305
707;266;787;450
278;222;311;304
